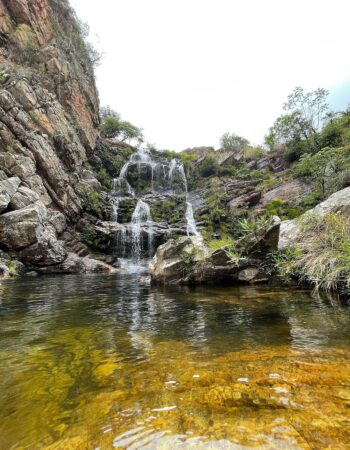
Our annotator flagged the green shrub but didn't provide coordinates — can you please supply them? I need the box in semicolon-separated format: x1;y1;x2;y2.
97;168;112;191
198;156;219;177
244;146;266;160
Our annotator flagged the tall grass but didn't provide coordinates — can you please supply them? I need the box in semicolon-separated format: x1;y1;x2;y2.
276;213;350;295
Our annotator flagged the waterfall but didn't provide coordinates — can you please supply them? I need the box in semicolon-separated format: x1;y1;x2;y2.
185;201;200;237
130;199;154;258
169;158;199;236
110;148;201;262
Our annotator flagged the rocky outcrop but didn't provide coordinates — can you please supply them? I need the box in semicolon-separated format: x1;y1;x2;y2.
150;236;268;286
0;0;114;273
260;179;312;207
279;186;350;250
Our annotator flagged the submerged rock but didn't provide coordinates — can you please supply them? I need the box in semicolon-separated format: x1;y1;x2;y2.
37;252;116;274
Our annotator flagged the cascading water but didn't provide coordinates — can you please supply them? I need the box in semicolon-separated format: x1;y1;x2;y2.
130;199;154;258
110;148;201;263
168;158;199;237
185;201;200;237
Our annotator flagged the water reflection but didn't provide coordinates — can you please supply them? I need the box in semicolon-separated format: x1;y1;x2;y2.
0;275;349;448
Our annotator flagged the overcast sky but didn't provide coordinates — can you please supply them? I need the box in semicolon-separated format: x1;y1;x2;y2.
70;0;350;151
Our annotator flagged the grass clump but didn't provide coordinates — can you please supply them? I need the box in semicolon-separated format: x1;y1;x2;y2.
271;213;350;295
295;213;350;294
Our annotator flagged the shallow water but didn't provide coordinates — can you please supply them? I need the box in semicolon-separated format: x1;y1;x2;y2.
0;271;350;449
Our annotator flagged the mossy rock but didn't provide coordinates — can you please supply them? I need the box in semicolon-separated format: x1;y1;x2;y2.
81;226;115;254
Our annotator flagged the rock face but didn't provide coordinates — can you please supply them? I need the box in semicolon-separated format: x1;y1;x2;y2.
279;187;350;250
260;179;312;206
0;0;114;273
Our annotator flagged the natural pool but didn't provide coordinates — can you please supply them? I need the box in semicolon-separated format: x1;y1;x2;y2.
0;271;350;449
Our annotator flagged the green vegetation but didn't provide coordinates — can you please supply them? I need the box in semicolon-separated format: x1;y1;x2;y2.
95;140;133;179
96;168;112;191
74;182;107;220
81;226;114;254
100;107;143;144
271;213;350;295
294;145;350;201
265;200;304;220
220;133;250;153
150;199;184;223
207;236;236;253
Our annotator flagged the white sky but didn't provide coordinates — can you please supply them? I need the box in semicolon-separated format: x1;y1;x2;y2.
70;0;350;151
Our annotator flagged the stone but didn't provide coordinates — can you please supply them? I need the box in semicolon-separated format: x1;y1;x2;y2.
0;176;21;212
238;267;268;283
150;236;264;286
47;209;66;235
228;191;261;210
0;258;25;278
238;216;281;255
20;227;67;266
278;187;350;250
150;236;207;284
261;179;312;206
9;185;39;210
0;201;46;250
278;220;300;251
0;153;36;179
37;252;115;274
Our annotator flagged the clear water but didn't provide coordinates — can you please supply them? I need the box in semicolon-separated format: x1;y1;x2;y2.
0;274;350;449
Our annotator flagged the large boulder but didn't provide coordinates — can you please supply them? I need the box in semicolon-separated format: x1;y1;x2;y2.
0;200;67;266
279;187;350;250
149;236;206;284
150;236;268;285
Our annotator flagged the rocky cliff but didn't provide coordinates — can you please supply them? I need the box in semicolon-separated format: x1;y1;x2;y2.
0;0;112;275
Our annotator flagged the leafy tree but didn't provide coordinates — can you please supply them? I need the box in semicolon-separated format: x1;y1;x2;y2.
220;132;250;153
295;147;346;199
100;106;143;143
265;87;329;157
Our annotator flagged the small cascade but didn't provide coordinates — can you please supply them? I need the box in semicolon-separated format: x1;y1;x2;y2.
130;199;154;258
111;177;134;197
185;201;200;237
111;198;119;222
168;159;199;236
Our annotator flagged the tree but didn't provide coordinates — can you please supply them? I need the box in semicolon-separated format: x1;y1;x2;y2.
296;147;345;199
265;87;329;156
100;106;144;144
220;133;250;153
284;86;329;134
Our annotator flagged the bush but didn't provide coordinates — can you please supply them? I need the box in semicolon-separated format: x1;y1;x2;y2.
97;168;112;191
244;146;266;160
198;156;219;178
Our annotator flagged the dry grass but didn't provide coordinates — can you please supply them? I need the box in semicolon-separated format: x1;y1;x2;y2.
294;213;350;294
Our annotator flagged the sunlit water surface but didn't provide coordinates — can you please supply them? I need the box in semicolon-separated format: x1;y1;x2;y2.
0;270;350;449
